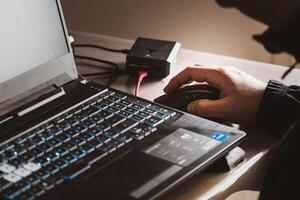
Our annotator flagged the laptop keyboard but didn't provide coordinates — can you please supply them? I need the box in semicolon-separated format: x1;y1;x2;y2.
0;88;176;200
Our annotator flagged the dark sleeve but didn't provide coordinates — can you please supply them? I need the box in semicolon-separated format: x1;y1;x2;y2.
256;80;300;137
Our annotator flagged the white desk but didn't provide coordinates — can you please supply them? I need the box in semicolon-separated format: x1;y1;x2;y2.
72;31;300;200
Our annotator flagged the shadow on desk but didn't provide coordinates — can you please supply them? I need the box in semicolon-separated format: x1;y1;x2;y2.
161;126;279;200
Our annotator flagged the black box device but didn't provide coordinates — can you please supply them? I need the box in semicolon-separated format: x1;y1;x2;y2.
126;37;181;78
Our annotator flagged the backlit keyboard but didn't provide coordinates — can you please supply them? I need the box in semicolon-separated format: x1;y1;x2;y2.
0;88;176;200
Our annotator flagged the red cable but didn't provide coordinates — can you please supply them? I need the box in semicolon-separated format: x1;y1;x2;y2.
135;71;148;96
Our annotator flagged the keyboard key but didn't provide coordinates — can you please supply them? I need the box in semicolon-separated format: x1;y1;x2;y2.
130;114;145;122
25;174;40;185
17;140;35;151
106;106;119;114
96;122;111;132
74;113;87;121
150;105;176;117
81;132;94;141
73;124;87;133
13;146;27;156
126;98;151;108
53;159;68;169
47;138;61;148
23;162;41;172
144;108;156;115
14;167;31;177
48;174;63;185
88;139;103;149
106;114;125;127
64;141;77;151
81;119;96;129
94;102;108;110
15;192;34;200
44;164;59;175
30;135;45;145
8;158;23;167
154;111;170;120
137;111;151;119
3;173;22;183
100;143;116;153
39;130;54;140
0;163;16;174
27;186;44;197
127;131;144;140
73;136;86;146
0;178;12;191
56;134;71;143
14;180;31;193
29;148;43;158
115;133;133;144
33;155;50;167
71;149;86;159
112;93;127;100
102;99;114;106
14;136;27;145
98;110;113;119
81;143;95;154
44;151;59;162
96;135;111;144
84;106;100;116
2;185;22;199
114;119;138;134
3;149;18;161
120;100;132;106
109;139;124;148
108;95;121;102
64;129;79;138
88;127;103;137
111;103;126;110
35;169;50;180
104;129;120;139
54;146;68;157
67;116;80;126
124;107;138;114
47;126;62;136
19;152;35;163
130;103;144;111
90;114;104;124
118;110;133;118
56;121;71;131
62;154;77;164
37;143;53;153
5;142;15;151
144;116;164;127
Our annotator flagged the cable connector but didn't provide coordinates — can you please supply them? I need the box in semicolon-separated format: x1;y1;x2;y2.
135;71;148;96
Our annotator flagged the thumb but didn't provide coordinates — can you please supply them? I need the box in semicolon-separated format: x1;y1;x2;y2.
187;98;230;119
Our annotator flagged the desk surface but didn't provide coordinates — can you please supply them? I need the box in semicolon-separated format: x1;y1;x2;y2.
72;31;300;200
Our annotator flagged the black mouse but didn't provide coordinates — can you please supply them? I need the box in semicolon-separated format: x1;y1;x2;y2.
154;84;220;112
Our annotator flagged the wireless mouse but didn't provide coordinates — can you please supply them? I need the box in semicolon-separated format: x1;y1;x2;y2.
154;84;220;112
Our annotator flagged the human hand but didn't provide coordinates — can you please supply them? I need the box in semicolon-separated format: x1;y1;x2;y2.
164;65;267;124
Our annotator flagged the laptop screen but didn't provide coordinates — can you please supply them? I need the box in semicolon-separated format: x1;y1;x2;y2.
0;0;77;109
0;1;69;84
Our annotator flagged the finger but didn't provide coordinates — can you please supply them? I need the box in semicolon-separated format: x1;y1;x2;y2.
164;66;225;93
187;98;232;119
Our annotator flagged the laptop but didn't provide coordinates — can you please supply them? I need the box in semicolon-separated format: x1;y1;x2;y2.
0;1;246;200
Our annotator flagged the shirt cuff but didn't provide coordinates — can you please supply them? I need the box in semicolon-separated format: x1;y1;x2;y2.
256;80;295;137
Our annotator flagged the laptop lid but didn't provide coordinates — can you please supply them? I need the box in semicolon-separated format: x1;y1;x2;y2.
0;0;78;110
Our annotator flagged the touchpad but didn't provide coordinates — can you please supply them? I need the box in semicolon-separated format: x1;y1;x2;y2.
81;151;181;199
144;128;222;167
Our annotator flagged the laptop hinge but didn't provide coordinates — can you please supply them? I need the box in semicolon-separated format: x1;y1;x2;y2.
17;87;66;117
